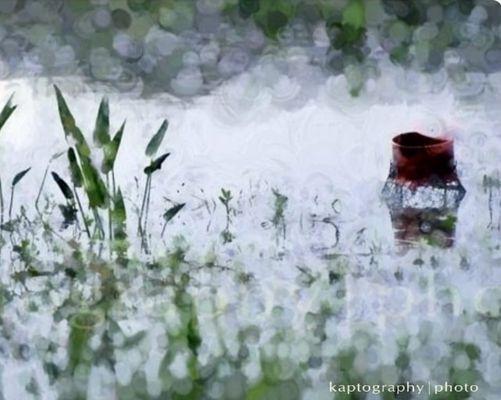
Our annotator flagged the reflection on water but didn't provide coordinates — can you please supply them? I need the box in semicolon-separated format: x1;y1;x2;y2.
387;207;459;248
0;236;500;399
0;178;499;399
0;84;498;398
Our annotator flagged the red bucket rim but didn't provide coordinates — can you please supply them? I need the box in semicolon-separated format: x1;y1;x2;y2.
392;131;453;149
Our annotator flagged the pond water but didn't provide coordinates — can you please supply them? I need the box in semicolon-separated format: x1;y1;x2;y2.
2;0;501;398
0;66;499;400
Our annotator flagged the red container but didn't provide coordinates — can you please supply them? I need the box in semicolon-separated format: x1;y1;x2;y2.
382;131;465;249
391;132;457;185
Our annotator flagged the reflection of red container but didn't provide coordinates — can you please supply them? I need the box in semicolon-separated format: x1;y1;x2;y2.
392;132;456;185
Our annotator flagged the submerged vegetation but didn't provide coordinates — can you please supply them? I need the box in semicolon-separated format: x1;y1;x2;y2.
0;93;499;399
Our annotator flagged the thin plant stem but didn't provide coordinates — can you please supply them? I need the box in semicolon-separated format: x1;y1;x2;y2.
138;175;151;254
161;219;167;238
143;176;152;235
35;162;50;215
0;177;3;226
111;170;116;198
138;174;151;233
74;186;91;239
8;186;14;221
92;208;105;240
138;221;147;252
106;174;113;242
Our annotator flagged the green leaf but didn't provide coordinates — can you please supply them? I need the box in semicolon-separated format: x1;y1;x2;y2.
219;188;233;205
252;0;295;38
80;155;108;208
112;188;128;254
163;203;185;223
93;97;110;147
58;204;78;228
144;152;170;175
342;0;365;29
102;120;125;174
54;86;108;209
112;188;126;228
145;119;168;157
51;172;74;201
187;312;201;356
12;168;31;187
0;221;15;232
0;94;16;133
53;85;91;158
67;148;83;188
68;312;99;371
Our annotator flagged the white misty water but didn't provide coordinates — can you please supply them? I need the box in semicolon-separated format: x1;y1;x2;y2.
0;62;500;399
0;64;498;249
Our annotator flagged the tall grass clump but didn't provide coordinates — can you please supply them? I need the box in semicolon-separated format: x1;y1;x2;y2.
0;95;17;227
138;119;172;251
51;86;183;258
0;95;31;231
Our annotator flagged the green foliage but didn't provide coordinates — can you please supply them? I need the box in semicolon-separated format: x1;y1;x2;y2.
51;172;74;201
93;97;110;148
381;0;425;26
0;94;16;132
12;168;30;187
67;148;84;188
54;85;91;158
342;0;365;30
112;188;127;228
271;188;287;227
163;203;186;224
253;0;295;38
239;0;260;19
219;188;235;243
218;188;233;207
390;44;411;65
102;121;126;174
58;203;78;229
144;152;170;175
79;155;108;209
438;214;457;233
112;188;128;250
145;119;168;157
92;96;126;174
68;311;101;372
54;87;108;209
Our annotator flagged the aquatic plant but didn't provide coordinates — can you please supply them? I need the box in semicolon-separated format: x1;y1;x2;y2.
50;87;180;258
219;188;235;244
0;91;499;399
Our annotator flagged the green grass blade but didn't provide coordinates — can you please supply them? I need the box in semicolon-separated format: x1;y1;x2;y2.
54;85;108;208
93;97;110;147
102;120;125;174
112;188;127;236
0;94;16;132
163;203;186;223
53;85;91;158
51;172;74;201
80;155;108;209
112;188;128;257
12;168;31;187
145;119;168;157
144;152;170;175
67;148;84;188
